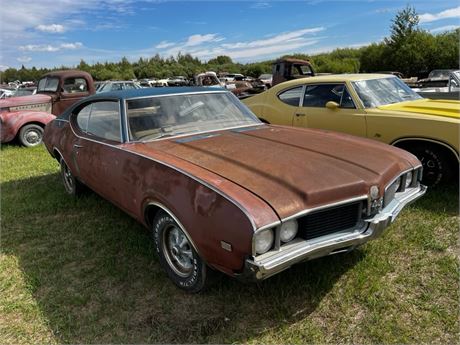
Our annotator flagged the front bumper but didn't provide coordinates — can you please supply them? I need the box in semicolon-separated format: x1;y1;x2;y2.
241;184;427;281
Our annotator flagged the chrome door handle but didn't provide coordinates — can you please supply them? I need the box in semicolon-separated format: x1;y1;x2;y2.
73;144;84;149
295;113;306;117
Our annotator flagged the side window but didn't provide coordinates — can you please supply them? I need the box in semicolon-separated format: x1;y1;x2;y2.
340;86;356;109
75;101;121;142
303;84;349;108
278;86;303;106
63;77;88;94
76;103;92;131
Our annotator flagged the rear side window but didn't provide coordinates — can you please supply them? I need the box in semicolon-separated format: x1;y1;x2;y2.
278;86;303;106
63;77;88;94
75;101;121;142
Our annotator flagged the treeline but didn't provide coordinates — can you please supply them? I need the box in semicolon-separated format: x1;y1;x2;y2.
2;7;458;83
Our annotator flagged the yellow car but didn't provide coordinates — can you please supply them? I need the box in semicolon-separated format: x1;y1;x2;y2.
243;74;459;186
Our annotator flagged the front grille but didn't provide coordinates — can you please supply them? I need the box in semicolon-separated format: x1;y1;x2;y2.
298;201;362;241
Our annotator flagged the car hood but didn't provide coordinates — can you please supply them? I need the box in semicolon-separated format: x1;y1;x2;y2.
0;94;51;109
378;99;460;119
129;125;418;219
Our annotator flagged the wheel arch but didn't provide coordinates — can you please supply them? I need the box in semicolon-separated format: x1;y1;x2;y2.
391;137;459;162
144;201;203;260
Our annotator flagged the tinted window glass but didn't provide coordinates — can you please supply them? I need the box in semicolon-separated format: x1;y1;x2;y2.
303;84;343;107
63;77;88;94
37;77;59;92
76;101;121;142
76;103;92;131
278;86;303;106
339;86;356;108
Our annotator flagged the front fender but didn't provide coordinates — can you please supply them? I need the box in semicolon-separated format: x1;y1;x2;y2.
0;111;56;143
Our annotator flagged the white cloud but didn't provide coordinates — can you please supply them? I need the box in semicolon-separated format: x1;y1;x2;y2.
185;34;224;47
419;6;460;23
19;42;83;52
0;65;9;71
154;27;325;62
430;25;460;33
222;27;324;49
36;24;65;33
60;42;83;49
155;41;175;49
17;56;32;63
250;2;272;9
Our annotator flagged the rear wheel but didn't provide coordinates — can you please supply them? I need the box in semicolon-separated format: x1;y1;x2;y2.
18;124;43;147
151;211;207;293
60;159;83;196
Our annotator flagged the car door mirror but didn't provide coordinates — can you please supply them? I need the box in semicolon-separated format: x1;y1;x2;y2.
326;101;339;110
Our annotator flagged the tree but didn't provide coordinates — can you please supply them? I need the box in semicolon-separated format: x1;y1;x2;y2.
386;6;419;46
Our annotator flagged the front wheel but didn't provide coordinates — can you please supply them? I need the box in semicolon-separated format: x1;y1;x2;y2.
152;211;207;293
18;124;43;147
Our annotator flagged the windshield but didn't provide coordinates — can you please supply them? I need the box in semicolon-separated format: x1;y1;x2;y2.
428;70;454;79
126;92;260;141
352;77;421;108
37;77;59;92
259;74;272;79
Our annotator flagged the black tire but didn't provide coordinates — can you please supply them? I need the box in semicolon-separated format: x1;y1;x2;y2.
18;124;44;147
152;211;207;293
60;159;83;196
409;144;452;186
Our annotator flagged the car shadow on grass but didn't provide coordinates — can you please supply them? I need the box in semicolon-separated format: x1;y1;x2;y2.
1;173;374;343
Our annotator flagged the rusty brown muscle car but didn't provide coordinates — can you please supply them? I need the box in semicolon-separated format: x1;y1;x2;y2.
43;87;426;292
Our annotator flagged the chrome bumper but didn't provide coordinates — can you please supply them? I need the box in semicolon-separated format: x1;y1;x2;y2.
242;184;427;281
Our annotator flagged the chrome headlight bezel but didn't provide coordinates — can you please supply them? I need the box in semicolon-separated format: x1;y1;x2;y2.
384;167;421;207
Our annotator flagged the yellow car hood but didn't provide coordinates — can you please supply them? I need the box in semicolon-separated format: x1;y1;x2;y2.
378;99;460;119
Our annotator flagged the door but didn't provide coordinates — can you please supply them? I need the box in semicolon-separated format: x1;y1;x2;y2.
54;76;91;115
70;100;137;214
293;83;367;137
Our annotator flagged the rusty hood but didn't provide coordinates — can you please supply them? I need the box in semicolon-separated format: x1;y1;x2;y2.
0;94;52;111
129;125;418;219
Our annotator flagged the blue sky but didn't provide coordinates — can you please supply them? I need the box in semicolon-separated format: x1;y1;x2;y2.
1;0;459;70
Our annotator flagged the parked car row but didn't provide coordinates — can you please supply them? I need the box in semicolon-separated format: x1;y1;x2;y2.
2;69;458;293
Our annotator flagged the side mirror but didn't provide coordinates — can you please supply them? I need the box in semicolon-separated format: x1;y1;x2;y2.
326;101;339;110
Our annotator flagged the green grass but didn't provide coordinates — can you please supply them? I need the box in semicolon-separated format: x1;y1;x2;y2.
1;144;458;344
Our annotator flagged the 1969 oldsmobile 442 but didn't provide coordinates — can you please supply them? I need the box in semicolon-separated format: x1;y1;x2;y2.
243;74;459;186
43;88;426;292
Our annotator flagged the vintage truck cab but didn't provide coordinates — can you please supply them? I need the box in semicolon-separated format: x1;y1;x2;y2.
271;58;315;87
0;70;95;147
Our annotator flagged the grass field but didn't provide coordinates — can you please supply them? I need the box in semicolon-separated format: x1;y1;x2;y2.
0;144;458;344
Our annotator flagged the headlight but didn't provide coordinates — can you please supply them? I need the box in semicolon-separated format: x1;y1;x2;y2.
254;228;274;254
280;220;298;242
405;171;413;188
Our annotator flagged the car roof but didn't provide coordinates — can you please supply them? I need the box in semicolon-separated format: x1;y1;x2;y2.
85;86;227;101
274;73;394;88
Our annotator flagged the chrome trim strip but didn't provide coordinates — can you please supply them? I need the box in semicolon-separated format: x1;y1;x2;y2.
64;121;259;231
145;201;203;259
